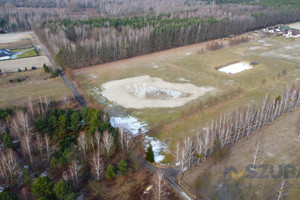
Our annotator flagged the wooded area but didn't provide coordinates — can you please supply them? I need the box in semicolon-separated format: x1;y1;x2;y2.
46;8;300;69
0;1;299;69
0;99;172;199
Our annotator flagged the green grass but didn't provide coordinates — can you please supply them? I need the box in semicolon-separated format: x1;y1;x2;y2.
74;35;300;163
11;47;38;59
17;48;38;58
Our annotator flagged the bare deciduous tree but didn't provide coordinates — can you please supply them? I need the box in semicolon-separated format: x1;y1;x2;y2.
10;110;33;139
102;131;114;160
35;134;44;159
195;132;203;163
152;169;166;200
45;134;51;162
252;141;261;167
91;147;104;181
21;133;34;164
77;131;88;160
94;130;101;147
0;149;20;182
27;96;35;118
275;179;286;200
119;127;133;154
69;161;81;188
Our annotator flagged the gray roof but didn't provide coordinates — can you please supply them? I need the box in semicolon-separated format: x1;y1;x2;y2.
0;49;11;57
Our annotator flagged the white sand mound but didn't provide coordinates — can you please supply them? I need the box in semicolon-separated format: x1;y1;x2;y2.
101;75;216;109
218;62;253;74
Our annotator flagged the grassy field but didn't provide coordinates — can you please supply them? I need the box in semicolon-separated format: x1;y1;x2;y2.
181;107;300;199
73;32;300;163
11;47;38;59
0;69;73;108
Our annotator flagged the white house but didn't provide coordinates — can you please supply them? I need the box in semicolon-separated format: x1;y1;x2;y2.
0;49;12;61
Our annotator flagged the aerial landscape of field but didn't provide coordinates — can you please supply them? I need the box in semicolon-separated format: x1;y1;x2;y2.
0;0;300;200
0;32;72;108
73;30;300;163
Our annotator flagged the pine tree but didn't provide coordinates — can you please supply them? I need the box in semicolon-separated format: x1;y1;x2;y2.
118;159;128;176
105;164;116;180
70;112;80;133
3;132;13;148
57;115;67;139
146;143;155;163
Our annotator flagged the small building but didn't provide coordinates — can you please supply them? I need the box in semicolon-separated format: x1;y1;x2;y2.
0;49;12;61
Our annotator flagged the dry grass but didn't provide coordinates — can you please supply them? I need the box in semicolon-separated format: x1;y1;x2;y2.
0;69;72;108
72;32;300;162
182;107;300;199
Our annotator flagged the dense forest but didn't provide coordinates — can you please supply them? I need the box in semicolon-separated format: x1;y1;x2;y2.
0;1;299;69
0;100;177;199
44;7;300;69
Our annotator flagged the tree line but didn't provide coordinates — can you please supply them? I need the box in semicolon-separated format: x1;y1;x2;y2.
37;7;300;69
174;85;300;176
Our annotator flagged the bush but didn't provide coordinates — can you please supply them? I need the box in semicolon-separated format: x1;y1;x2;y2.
50;70;59;78
105;165;116;180
17;78;21;82
9;79;13;83
43;64;50;73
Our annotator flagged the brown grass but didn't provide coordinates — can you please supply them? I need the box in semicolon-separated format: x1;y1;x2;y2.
0;69;73;108
182;107;300;199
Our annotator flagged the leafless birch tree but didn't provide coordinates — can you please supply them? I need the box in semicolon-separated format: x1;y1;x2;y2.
10;110;33;139
35;134;44;159
152;169;167;200
0;149;20;182
252;141;261;167
77;131;88;161
21;133;34;164
275;179;286;200
91;147;104;181
45;134;51;162
69;161;81;188
102;131;114;160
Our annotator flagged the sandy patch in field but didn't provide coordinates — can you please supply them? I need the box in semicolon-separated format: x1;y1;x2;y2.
0;32;32;44
218;62;253;74
101;75;216;109
288;22;300;30
0;56;51;72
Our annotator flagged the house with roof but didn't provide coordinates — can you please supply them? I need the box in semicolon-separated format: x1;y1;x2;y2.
0;49;12;61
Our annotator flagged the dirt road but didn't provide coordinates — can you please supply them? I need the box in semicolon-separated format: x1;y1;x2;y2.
31;32;87;107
